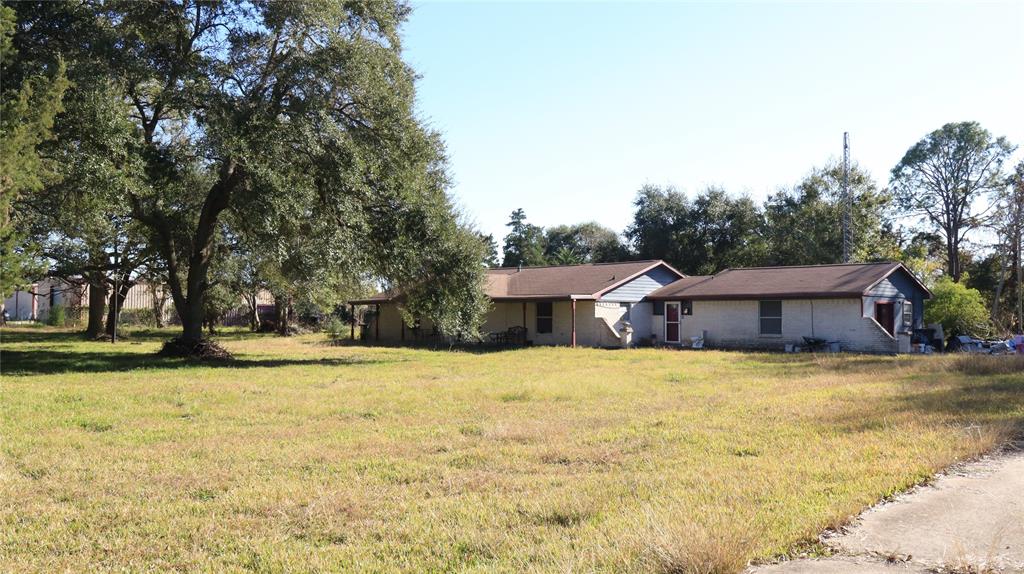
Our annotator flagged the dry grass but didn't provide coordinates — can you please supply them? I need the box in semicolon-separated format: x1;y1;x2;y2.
1;327;1022;573
952;354;1024;376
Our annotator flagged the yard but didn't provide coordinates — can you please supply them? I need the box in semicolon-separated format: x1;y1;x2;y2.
1;327;1022;573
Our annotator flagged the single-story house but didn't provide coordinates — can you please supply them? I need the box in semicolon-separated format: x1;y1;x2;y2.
350;260;931;354
645;261;931;354
349;260;684;347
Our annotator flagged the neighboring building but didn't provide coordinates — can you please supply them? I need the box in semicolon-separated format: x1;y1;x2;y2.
2;278;86;322
2;279;272;326
350;260;931;354
349;260;684;347
646;262;930;354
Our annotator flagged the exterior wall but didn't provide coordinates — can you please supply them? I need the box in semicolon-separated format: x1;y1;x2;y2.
656;298;899;353
370;303;436;343
601;266;680;302
370;299;625;347
863;271;929;353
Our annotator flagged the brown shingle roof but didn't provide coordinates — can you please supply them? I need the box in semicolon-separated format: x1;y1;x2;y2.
350;260;682;304
647;262;928;300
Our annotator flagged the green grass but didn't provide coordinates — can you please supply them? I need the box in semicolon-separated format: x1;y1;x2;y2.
2;327;1022;573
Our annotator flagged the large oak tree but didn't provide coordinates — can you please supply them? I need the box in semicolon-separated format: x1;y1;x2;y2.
14;1;488;349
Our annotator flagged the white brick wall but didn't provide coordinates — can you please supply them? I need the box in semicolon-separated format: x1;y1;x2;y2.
661;298;900;353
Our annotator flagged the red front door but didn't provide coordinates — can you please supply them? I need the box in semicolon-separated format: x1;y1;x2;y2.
665;303;681;343
875;302;895;336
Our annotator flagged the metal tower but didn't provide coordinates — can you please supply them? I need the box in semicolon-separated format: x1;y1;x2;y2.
842;132;852;263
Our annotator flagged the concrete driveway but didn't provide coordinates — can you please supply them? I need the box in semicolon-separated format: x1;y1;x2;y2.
750;445;1024;573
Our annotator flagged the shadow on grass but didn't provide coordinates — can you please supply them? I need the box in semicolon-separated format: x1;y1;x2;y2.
1;328;393;376
1;349;391;376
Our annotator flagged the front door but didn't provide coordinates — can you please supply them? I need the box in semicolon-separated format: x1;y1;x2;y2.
875;302;895;337
665;302;681;343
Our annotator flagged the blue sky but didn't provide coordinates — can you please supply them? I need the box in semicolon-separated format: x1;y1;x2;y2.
402;1;1024;243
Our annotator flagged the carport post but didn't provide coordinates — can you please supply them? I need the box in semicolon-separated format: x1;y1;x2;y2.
522;302;526;328
350;304;355;340
571;298;577;348
375;304;380;341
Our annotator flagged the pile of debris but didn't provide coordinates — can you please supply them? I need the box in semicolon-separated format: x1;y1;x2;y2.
949;334;1024;355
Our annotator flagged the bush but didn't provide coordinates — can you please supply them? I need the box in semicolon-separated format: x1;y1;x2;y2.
925;277;991;338
325;316;346;344
117;308;158;327
46;304;66;327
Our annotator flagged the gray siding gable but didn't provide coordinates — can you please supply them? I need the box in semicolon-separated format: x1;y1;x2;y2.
865;268;928;328
600;265;680;302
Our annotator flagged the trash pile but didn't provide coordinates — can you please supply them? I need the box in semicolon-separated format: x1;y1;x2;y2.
947;334;1024;355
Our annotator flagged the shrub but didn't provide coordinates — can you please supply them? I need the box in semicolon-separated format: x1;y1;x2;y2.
325;316;346;344
46;304;66;327
117;308;157;327
925;277;991;338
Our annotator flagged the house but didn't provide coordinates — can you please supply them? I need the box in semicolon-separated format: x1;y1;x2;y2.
646;261;931;354
350;260;931;354
349;260;684;347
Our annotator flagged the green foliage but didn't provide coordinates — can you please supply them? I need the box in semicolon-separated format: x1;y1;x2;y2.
45;304;66;327
479;233;501;268
763;162;899;266
891;122;1015;282
0;4;69;298
15;0;489;342
925;277;991;337
544;222;627;264
626;185;764;275
502;209;548;267
325;316;346;343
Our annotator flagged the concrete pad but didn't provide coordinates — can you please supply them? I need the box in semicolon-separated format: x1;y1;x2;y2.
832;449;1024;571
751;556;927;573
750;447;1024;573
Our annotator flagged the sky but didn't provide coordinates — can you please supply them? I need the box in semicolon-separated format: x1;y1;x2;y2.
401;1;1024;243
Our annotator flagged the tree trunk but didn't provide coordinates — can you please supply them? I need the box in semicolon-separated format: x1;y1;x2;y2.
247;292;260;331
105;280;132;336
85;272;108;339
946;236;960;283
141;159;239;348
275;295;291;336
149;282;167;328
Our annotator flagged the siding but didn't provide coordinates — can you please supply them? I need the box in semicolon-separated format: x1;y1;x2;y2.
601;266;680;302
370;300;623;347
654;298;899;353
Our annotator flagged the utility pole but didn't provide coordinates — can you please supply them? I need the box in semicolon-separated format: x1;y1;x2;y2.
842;132;852;263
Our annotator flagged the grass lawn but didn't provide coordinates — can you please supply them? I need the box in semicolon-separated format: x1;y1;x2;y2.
1;327;1022;573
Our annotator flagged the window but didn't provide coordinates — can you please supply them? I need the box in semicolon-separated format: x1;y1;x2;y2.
759;300;782;335
903;301;913;331
536;302;553;334
681;300;692;316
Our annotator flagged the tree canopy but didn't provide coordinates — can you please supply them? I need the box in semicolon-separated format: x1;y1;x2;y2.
10;0;488;349
891;122;1015;282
